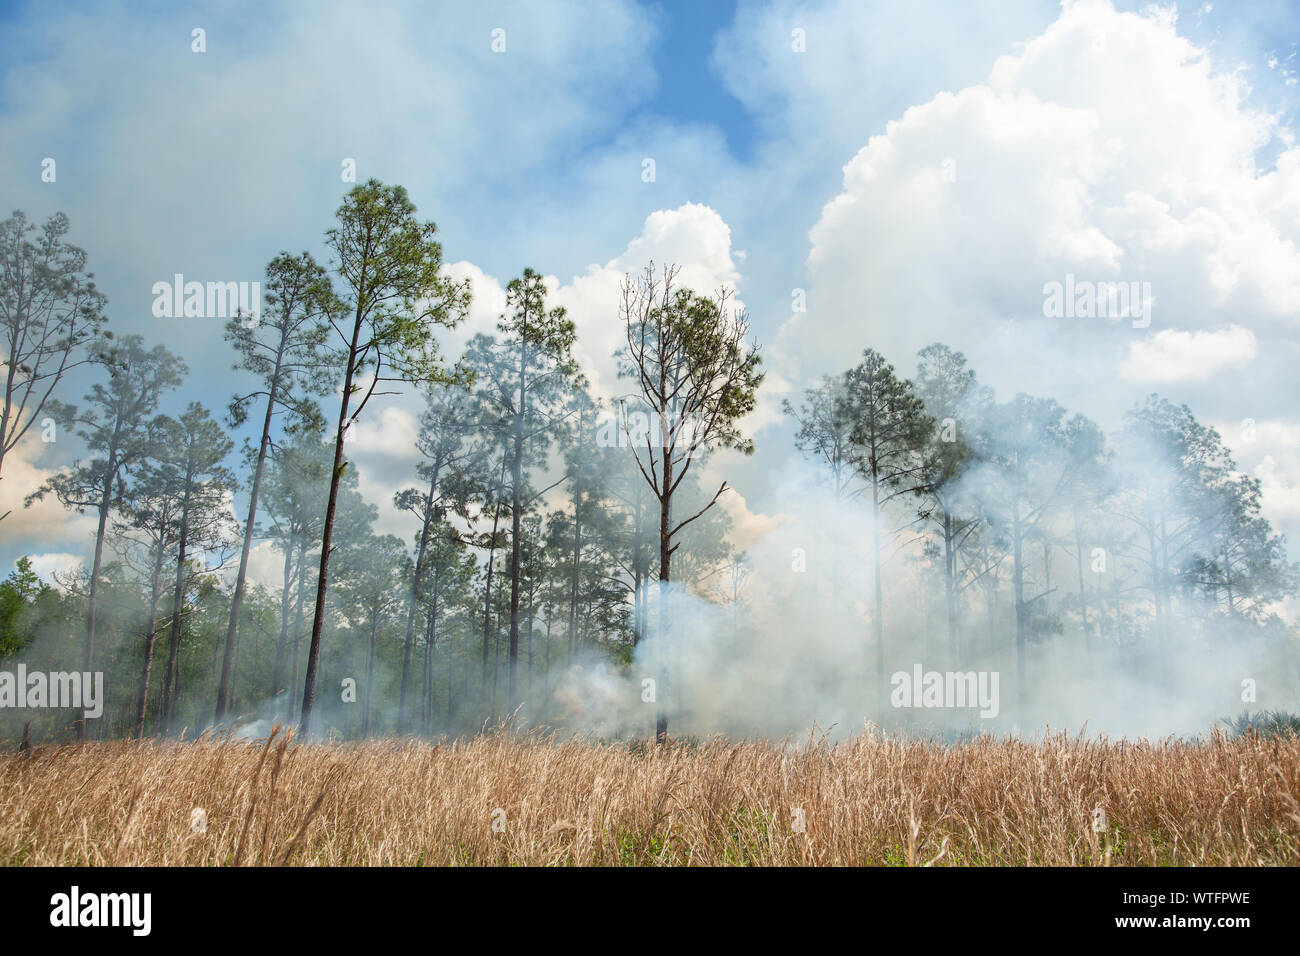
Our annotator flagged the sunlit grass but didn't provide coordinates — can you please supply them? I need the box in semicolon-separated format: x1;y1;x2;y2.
1;725;1297;866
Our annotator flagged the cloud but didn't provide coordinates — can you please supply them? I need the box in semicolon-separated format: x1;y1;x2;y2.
6;0;1300;575
443;202;743;406
1121;325;1258;382
1255;453;1300;527
23;553;83;587
1221;419;1300;531
0;435;97;558
795;0;1298;374
553;202;744;403
238;540;290;593
0;0;660;409
0;0;669;572
782;0;1300;544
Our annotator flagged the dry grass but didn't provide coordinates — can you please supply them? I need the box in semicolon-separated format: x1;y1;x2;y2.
2;726;1298;866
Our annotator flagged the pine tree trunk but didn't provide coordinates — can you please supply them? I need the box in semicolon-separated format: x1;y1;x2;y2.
481;457;507;708
656;447;672;744
507;339;528;702
80;463;115;741
568;503;582;657
216;363;281;724
289;538;308;722
944;512;957;663
424;577;440;735
399;466;439;732
1012;505;1027;711
269;538;296;712
134;551;165;739
299;307;363;736
871;468;884;687
1073;511;1092;655
160;485;192;736
363;614;377;735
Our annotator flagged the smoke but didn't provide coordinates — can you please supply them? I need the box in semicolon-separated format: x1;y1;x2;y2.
5;317;1295;750
532;436;1299;743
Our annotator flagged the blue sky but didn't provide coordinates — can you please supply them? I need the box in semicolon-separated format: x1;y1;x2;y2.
2;0;1300;587
645;0;756;159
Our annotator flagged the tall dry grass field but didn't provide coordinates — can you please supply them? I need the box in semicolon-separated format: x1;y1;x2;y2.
2;728;1298;866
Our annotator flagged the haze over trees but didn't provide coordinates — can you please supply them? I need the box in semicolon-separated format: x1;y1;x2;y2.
1;191;1295;746
617;264;764;741
25;335;185;738
215;251;336;726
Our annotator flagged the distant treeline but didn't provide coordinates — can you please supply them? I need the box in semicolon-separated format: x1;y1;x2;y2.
1;184;1294;745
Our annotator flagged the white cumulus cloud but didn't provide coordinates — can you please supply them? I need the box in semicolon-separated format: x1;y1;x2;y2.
1121;325;1258;383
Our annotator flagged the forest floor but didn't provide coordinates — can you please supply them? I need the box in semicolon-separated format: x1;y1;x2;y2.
2;727;1298;865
